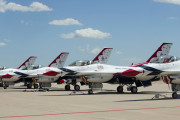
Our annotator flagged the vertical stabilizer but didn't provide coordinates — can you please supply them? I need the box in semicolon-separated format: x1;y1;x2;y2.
92;48;113;64
17;56;37;69
48;52;69;68
146;43;172;62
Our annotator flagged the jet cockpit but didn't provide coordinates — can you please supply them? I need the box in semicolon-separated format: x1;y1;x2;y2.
150;55;180;63
68;60;92;66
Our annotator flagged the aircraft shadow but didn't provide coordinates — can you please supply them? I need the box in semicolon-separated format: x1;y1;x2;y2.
12;87;88;92
114;97;180;102
13;87;28;89
40;90;172;97
92;90;171;95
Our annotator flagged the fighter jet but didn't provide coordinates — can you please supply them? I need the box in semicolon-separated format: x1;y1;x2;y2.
0;56;37;89
120;49;180;98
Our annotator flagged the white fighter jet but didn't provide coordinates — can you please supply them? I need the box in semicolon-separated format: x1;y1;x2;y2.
119;47;180;98
0;56;37;89
59;48;113;91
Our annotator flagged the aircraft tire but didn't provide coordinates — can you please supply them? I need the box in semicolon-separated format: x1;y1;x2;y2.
74;85;80;91
34;84;39;89
117;86;123;93
131;86;138;94
0;83;3;87
65;85;70;91
27;84;32;89
39;83;43;89
3;85;7;89
88;89;93;94
172;92;178;99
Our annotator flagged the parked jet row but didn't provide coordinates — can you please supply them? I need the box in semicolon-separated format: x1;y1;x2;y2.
0;48;113;91
20;48;112;91
1;43;180;99
58;43;173;94
0;53;69;89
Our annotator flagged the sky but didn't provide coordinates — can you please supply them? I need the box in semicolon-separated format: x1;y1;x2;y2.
1;0;180;68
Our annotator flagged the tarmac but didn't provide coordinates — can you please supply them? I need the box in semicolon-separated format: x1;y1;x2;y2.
0;81;180;120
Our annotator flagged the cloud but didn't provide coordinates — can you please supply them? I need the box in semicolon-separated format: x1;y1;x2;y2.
3;38;11;42
78;45;101;55
20;20;29;25
60;28;111;39
91;48;101;54
49;18;82;26
0;0;52;13
116;51;123;55
0;42;6;46
153;0;180;5
60;33;75;39
78;45;90;52
121;57;142;65
168;16;178;20
20;20;25;24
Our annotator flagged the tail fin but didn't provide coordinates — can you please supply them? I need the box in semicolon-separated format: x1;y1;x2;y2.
48;52;69;68
92;48;113;64
17;56;37;69
146;43;172;62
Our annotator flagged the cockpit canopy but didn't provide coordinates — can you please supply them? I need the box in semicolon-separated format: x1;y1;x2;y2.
68;60;92;66
150;55;180;63
21;65;43;70
0;67;6;70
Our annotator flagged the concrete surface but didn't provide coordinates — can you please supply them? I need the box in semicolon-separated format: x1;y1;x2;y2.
0;81;180;120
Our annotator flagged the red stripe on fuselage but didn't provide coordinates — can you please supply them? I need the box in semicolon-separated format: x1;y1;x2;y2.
120;69;142;77
43;71;59;76
1;74;13;79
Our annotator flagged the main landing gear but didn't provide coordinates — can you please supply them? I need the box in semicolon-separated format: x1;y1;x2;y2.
172;92;178;99
117;85;138;94
74;85;80;91
0;81;9;89
88;89;93;94
65;84;70;90
27;83;39;89
129;86;138;94
3;85;8;89
87;83;103;94
65;84;80;91
171;84;179;99
0;79;8;89
117;86;123;93
26;78;39;89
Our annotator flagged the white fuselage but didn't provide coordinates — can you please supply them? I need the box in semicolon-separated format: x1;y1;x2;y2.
131;60;180;84
64;63;135;83
0;67;64;83
0;68;21;82
18;67;64;82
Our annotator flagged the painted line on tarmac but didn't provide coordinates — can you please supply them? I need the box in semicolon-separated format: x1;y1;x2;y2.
0;106;180;119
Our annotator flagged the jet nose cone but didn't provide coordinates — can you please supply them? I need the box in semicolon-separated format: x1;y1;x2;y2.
120;69;142;77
